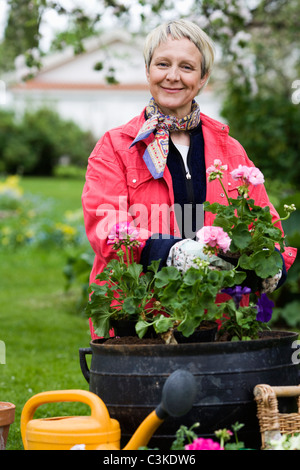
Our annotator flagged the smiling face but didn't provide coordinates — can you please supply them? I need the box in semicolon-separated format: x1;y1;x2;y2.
146;36;207;119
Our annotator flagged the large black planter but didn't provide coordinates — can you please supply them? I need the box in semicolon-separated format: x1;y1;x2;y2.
79;331;300;449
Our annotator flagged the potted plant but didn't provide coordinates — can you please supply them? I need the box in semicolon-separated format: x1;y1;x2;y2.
202;160;296;291
149;259;234;343
0;401;15;450
85;221;166;339
84;224;281;345
84;222;251;343
148;259;271;343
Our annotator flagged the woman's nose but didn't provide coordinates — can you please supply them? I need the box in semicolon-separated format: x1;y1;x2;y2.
166;66;180;81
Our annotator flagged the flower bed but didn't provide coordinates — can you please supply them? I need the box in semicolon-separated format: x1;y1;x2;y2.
0;176;88;249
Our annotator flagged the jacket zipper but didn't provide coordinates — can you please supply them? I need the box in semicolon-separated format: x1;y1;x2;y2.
185;137;194;203
172;138;195;204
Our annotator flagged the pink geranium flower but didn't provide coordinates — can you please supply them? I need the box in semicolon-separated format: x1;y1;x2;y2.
185;437;224;451
107;221;140;245
197;226;231;254
206;159;228;180
230;165;264;186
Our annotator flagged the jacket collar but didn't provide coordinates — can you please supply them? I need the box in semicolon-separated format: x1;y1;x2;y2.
200;112;229;134
122;107;229;138
122;108;147;138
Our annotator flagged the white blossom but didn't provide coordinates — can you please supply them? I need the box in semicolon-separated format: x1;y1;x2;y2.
235;0;253;23
209;10;228;23
230;31;252;56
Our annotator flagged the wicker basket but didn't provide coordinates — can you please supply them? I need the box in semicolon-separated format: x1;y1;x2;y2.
254;384;300;449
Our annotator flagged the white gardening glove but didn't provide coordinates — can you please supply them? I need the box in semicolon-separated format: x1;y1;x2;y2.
166;239;234;273
261;270;282;294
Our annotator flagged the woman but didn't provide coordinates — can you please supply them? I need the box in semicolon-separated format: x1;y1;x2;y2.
82;19;296;339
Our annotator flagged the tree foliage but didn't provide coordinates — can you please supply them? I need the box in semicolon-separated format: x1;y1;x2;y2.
221;87;300;186
1;0;299;183
1;1;299;93
0;107;95;175
0;0;40;72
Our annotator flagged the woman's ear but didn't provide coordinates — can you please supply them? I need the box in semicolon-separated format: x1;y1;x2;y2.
198;73;209;94
145;64;150;83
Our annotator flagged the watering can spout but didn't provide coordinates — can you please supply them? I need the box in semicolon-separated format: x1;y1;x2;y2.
123;369;196;450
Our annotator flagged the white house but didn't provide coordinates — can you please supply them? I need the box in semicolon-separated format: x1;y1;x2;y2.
6;30;222;139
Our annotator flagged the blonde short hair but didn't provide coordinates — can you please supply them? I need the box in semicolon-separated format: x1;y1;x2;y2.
143;19;215;79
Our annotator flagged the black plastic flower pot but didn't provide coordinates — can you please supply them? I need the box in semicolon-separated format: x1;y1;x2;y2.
79;330;300;450
110;319;157;339
110;319;137;337
173;321;218;344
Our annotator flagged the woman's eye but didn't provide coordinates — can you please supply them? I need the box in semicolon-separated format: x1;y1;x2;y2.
182;64;193;71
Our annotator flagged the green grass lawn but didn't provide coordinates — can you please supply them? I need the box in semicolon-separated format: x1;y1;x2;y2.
20;176;85;217
0;177;92;450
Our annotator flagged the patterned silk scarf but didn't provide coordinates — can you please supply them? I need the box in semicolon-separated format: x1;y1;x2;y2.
130;97;201;179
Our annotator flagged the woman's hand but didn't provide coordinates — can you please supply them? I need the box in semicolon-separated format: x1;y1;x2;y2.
261;270;282;294
166;239;234;273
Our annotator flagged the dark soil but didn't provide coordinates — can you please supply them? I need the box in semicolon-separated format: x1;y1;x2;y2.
102;329;288;345
104;336;165;345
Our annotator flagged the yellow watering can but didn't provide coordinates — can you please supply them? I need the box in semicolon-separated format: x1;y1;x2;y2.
21;369;196;450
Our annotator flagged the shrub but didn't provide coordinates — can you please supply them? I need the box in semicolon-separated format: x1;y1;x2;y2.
221;88;300;186
0;107;95;175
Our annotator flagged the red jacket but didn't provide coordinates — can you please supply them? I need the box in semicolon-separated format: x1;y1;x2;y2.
82;109;297;338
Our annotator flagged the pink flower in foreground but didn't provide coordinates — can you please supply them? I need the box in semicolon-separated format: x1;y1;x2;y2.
230;165;264;186
206;159;228;180
107;222;140;245
197;226;231;253
247;167;265;185
185;437;224;451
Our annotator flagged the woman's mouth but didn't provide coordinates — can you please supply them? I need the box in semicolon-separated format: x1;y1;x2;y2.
161;87;183;93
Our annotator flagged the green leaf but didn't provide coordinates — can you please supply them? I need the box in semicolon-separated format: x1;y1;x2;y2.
135;320;150;338
238;253;252;270
122;296;140;315
92;312;112;338
158;283;182;308
127;262;143;280
153;315;173;333
246;250;283;278
183;267;204;286
88;282;107;294
224;269;246;287
154;266;181;288
232;223;252;250
147;259;161;274
177;316;201;337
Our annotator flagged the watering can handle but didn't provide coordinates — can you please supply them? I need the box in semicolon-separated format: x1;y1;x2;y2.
79;347;92;383
20;389;111;450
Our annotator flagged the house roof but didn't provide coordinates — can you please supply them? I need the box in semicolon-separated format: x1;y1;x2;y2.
10;30;148;91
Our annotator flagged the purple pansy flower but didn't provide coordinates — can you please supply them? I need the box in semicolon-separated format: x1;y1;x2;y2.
256;293;274;323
